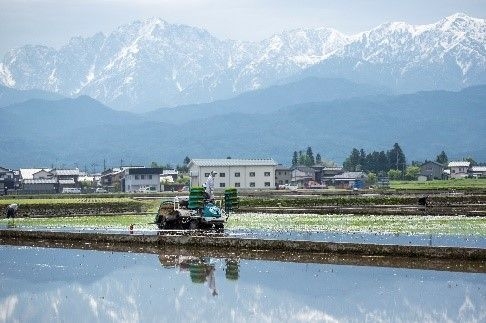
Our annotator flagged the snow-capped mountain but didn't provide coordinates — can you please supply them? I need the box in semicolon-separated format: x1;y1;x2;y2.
1;13;485;111
301;13;486;91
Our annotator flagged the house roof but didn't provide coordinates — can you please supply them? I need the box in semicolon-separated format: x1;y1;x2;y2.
292;166;316;173
448;161;470;167
471;166;486;172
190;159;277;167
0;167;12;173
126;167;163;175
421;161;445;167
23;179;57;184
59;179;75;184
333;172;367;180
20;168;51;179
51;169;80;176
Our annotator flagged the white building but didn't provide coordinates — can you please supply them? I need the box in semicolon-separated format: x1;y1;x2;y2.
122;167;163;192
448;161;471;179
188;159;278;190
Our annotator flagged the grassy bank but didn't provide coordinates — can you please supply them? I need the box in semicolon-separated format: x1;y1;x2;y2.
390;178;486;190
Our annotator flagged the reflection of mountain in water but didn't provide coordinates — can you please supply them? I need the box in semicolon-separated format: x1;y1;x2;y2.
0;245;153;289
1;245;485;322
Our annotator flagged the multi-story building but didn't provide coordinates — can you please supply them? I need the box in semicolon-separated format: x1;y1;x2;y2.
188;159;277;190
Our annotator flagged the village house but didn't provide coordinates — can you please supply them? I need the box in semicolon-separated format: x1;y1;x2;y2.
318;166;344;186
448;161;471;179
100;168;125;190
331;171;368;189
275;165;292;187
188;158;277;189
470;166;486;178
18;168;81;194
0;166;18;195
420;161;445;180
290;166;316;188
121;167;163;192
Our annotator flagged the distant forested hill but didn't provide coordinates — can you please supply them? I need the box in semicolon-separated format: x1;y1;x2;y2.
0;85;484;168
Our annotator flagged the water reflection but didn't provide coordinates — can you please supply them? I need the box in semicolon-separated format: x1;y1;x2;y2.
158;254;240;297
0;244;485;322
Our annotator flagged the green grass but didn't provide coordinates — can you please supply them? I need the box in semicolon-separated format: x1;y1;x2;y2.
0;197;136;205
228;213;486;236
390;178;486;190
2;212;485;236
1;214;157;231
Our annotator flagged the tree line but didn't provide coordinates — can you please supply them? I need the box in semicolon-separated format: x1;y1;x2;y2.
343;143;407;174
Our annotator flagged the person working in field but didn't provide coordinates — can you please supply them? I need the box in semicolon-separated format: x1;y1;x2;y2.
5;204;18;218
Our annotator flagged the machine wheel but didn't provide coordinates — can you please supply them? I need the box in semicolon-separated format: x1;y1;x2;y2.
158;217;167;229
189;220;199;230
214;223;224;232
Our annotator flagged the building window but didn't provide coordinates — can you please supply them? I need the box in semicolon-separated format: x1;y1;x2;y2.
250;182;255;187
220;183;226;187
235;182;240;187
205;173;210;177
265;182;271;187
141;175;145;180
235;172;240;177
220;173;225;177
264;172;270;176
149;175;152;180
249;172;255;177
135;175;139;180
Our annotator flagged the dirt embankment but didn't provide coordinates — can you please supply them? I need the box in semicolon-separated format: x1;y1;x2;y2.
238;193;486;216
1;229;485;273
1;201;143;217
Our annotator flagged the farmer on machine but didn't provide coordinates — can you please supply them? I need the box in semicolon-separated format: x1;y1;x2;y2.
204;171;216;201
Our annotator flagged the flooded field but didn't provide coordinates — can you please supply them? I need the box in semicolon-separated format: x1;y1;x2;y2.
0;244;485;322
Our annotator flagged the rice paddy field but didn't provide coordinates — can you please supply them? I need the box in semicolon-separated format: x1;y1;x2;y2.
1;194;485;238
2;211;485;237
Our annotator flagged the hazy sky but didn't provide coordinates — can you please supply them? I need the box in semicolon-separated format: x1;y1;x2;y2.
1;0;485;57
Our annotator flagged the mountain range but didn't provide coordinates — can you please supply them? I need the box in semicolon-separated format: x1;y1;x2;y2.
1;80;484;168
1;13;485;112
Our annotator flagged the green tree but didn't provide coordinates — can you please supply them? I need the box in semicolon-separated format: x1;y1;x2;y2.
387;143;406;172
183;156;191;165
464;156;477;166
306;146;315;165
436;151;448;165
367;172;377;185
292;151;298;166
316;153;322;164
404;165;421;181
388;169;402;180
343;148;361;171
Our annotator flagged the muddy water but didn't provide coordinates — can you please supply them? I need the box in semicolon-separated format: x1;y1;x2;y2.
1;244;485;322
